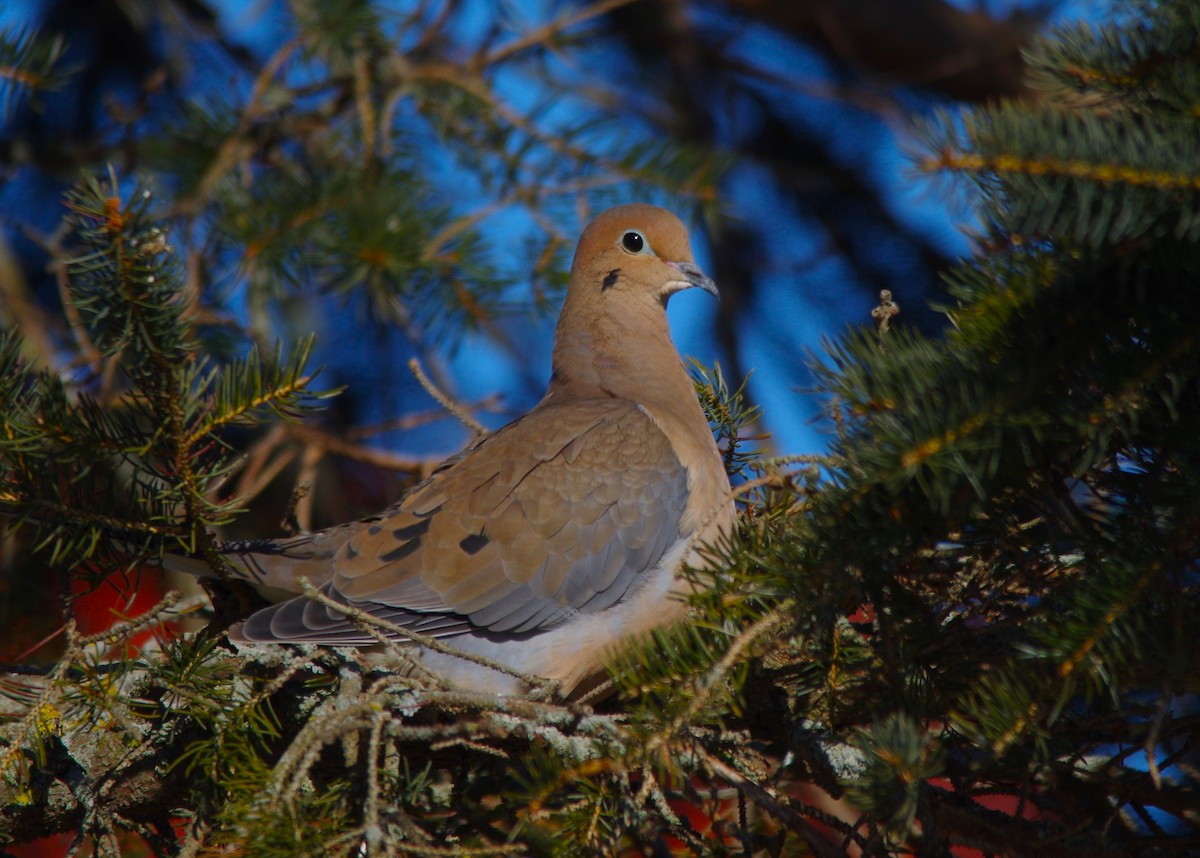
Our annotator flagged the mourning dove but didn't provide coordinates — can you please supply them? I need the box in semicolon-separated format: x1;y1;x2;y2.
179;204;734;695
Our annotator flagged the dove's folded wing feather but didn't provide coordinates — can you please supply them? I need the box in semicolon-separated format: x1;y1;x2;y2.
236;398;690;644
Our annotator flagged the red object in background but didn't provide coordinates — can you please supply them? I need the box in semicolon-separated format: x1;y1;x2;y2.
847;602;877;626
927;777;1053;858
662;779;742;852
5;833;76;858
68;565;173;653
7;831;158;858
2;566;174;858
0;563;174;664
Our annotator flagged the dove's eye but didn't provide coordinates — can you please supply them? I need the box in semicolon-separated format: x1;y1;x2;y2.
620;230;646;254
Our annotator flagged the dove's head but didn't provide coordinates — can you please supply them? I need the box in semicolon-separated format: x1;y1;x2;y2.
551;204;718;396
569;204;717;307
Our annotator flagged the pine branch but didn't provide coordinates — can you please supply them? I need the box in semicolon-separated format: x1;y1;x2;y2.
0;28;69;117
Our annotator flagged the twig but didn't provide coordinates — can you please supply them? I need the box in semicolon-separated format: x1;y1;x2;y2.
647;600;795;757
345;396;504;439
173;38;302;215
288;422;447;472
699;749;848;858
482;0;639;67
408;357;487;436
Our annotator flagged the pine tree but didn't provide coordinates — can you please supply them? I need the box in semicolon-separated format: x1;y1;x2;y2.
777;2;1200;851
2;1;1199;856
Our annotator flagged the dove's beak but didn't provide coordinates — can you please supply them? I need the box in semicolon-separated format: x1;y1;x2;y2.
666;261;719;297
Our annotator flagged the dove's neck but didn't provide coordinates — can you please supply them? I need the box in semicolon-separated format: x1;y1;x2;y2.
548;299;695;409
548;296;733;539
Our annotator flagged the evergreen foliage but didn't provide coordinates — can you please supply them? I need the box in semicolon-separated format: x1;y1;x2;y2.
0;28;68;117
1;1;1199;856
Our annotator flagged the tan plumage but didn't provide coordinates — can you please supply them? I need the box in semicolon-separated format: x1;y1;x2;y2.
188;204;734;694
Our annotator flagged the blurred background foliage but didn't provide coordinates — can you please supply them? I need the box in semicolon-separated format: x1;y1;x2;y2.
0;0;1057;460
